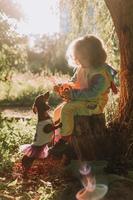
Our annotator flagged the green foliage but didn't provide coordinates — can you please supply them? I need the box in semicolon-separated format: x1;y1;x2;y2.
27;49;45;74
0;0;27;81
0;114;35;170
37;185;57;200
29;34;72;75
94;0;120;68
0;72;68;107
60;0;89;37
0;15;28;81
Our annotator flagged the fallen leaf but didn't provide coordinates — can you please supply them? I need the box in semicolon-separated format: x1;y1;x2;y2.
8;179;18;187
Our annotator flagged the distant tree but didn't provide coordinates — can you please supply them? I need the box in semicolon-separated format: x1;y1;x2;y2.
30;34;71;74
0;1;27;81
0;0;23;19
60;0;90;37
27;49;44;74
0;16;27;81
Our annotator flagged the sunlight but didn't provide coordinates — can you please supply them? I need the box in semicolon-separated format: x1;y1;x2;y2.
16;0;59;35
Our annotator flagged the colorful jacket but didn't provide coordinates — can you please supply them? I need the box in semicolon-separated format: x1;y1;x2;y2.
70;64;118;112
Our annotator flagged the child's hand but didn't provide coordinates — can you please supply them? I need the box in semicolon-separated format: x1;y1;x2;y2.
54;83;71;101
62;89;71;101
54;84;62;92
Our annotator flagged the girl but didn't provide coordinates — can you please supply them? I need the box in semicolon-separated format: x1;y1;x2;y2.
20;92;61;172
54;35;118;139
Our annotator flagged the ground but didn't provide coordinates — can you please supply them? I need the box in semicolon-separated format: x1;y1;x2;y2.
1;107;133;200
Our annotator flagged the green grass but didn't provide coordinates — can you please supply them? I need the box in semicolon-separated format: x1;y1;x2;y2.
0;71;70;107
0;114;36;171
0;114;81;200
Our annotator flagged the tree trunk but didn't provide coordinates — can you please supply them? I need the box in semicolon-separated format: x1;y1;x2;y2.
104;0;133;131
71;113;107;161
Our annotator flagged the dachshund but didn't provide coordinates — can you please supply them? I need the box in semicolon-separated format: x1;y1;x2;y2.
21;92;61;173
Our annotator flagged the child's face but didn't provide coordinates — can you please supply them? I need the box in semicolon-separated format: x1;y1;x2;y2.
76;56;89;68
75;52;90;68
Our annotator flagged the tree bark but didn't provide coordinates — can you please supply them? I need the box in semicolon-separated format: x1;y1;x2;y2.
104;0;133;130
71;113;107;161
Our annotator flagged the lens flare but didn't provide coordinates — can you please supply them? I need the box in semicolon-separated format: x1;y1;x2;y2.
82;175;96;192
76;162;108;200
79;162;91;176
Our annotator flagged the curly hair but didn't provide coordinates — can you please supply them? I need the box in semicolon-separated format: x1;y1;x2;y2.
66;35;107;68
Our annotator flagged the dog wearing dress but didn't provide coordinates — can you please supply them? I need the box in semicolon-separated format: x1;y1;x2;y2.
21;92;61;172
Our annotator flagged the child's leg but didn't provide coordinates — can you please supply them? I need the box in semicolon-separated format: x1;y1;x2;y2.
53;102;66;124
53;102;66;143
60;102;79;136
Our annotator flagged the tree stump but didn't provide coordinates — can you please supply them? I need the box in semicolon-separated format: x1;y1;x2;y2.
71;113;107;161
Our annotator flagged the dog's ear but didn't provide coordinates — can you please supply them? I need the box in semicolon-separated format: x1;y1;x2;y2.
32;104;37;114
43;91;49;101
